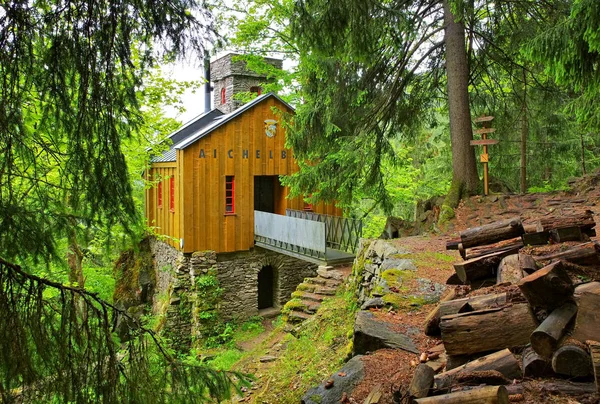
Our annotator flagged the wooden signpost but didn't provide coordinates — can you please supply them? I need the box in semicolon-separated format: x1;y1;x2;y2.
471;116;497;196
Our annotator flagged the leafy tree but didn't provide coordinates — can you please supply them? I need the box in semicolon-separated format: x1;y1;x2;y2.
0;0;213;263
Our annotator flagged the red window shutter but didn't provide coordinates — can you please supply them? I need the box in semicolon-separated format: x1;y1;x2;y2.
169;177;175;212
221;87;226;105
157;181;163;209
225;176;235;214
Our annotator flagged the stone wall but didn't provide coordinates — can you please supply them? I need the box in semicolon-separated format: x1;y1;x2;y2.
148;238;317;349
216;247;317;321
211;53;283;113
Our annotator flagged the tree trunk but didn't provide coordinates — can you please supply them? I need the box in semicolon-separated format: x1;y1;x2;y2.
459;217;524;249
523;346;552;377
588;340;600;393
443;0;479;200
533;241;600;266
551;338;593;377
434;349;521;390
440;304;538;356
530;302;578;358
438;292;509;318
410;364;435;399
517;261;574;309
497;254;536;285
520;67;528;194
573;282;600;342
415;385;508;404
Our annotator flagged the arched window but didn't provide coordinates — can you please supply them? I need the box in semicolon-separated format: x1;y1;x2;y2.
250;86;262;96
220;87;226;105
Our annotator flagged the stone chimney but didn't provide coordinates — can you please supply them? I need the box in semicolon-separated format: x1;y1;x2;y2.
210;53;283;113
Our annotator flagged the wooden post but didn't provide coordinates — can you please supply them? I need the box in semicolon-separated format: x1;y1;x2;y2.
471;116;497;196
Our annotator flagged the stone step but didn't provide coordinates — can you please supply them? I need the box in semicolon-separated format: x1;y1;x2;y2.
297;282;316;293
287;310;312;323
313;286;337;296
294;291;326;302
300;299;321;314
305;277;341;288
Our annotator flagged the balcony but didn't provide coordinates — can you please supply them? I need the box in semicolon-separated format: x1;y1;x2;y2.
254;209;362;265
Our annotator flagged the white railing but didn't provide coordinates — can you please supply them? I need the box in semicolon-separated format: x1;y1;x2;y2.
254;211;327;258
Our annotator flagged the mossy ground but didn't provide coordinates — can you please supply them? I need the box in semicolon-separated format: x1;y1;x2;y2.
208;287;357;403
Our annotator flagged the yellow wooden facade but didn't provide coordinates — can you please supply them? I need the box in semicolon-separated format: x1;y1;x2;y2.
145;95;342;253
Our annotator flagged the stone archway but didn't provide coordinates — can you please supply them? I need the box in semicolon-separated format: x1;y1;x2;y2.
257;265;275;309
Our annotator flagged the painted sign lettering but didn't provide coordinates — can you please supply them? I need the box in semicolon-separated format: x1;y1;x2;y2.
198;149;288;159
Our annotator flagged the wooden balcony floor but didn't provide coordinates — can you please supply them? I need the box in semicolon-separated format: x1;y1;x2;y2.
254;241;355;266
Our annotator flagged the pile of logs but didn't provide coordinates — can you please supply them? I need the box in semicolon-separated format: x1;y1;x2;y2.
411;211;600;403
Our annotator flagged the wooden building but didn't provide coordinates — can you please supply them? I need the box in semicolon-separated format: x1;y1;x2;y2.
145;91;343;254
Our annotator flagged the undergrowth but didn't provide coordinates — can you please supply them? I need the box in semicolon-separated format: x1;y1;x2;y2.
245;288;357;403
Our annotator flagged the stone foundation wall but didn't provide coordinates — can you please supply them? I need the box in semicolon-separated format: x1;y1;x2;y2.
216;247;317;321
148;238;317;349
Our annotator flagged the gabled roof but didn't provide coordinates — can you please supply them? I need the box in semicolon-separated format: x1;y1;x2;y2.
150;92;293;163
173;92;294;150
150;109;224;163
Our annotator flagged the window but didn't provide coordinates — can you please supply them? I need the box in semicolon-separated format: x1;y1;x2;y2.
250;86;262;95
220;87;226;105
225;176;235;214
169;177;175;212
157;181;163;209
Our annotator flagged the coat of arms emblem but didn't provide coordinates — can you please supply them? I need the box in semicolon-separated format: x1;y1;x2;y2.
265;119;277;138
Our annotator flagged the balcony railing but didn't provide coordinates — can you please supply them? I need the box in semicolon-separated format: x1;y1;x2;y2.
285;209;363;254
254;211;327;259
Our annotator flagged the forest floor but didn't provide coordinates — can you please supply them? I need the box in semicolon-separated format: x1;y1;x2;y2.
225;172;600;403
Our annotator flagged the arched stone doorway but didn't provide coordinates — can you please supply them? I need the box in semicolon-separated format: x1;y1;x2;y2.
257;265;275;309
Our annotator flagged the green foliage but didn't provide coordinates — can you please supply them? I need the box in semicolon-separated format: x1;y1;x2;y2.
251;289;357;403
0;258;250;403
0;0;213;263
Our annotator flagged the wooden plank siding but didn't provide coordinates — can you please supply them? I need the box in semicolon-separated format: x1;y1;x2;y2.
147;96;343;254
145;163;180;249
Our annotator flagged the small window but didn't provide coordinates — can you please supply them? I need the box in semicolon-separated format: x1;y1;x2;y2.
221;87;226;105
157;181;163;209
169;177;175;212
225;176;235;214
250;86;262;95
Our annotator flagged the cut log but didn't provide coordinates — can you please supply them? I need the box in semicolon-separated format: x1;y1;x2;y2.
530;302;577;358
573;282;600;342
445;273;463;285
537;210;596;232
446;238;461;250
550;226;588;243
415;385;508;404
561;261;600;283
517;261;574;309
409;364;435;399
459;217;524;249
588;340;600;393
551;338;593;378
434;349;521;390
496;254;536;284
440;304;538;356
438;292;508;318
424;288;458;336
522;346;552;377
453;370;510;386
533;241;600;266
464;238;523;261
537;380;597;396
454;249;517;284
522;231;550;246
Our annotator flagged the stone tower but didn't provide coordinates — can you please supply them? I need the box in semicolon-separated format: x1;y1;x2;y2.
210;53;283;113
